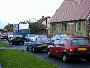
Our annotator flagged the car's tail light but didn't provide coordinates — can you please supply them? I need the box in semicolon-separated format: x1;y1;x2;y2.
69;48;74;52
22;39;24;40
13;38;16;40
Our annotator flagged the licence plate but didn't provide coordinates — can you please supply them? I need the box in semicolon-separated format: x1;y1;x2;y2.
78;48;87;51
41;44;47;46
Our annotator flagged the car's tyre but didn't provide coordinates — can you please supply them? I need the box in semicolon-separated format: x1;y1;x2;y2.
8;41;11;44
62;54;69;63
9;41;13;45
47;50;52;58
22;42;24;45
11;41;14;45
32;47;36;53
26;46;29;50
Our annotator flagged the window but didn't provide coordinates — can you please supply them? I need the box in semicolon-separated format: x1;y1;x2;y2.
57;24;60;33
62;23;67;32
76;22;81;31
83;23;85;31
54;24;56;32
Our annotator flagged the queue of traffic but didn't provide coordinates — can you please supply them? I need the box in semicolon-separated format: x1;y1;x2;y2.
0;33;90;63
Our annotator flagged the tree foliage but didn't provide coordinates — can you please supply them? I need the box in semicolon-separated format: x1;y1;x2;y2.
19;20;40;34
29;23;40;34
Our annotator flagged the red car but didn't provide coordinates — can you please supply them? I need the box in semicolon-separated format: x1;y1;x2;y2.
0;34;8;40
47;38;90;62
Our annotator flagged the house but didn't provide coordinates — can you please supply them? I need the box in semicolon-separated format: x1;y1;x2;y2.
50;0;90;37
37;16;51;35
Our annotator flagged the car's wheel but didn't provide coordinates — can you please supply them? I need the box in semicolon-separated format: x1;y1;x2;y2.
62;54;69;63
11;41;14;45
26;46;29;50
9;41;11;44
9;41;12;45
47;50;52;58
32;47;36;53
22;42;24;45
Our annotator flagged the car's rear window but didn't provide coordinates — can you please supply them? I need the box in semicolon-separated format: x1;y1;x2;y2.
27;34;35;37
72;39;89;46
2;34;8;36
14;35;23;38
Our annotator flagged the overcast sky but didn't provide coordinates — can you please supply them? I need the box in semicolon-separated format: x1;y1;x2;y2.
0;0;64;29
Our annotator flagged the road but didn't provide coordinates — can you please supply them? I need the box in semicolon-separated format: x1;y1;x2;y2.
0;39;26;50
1;40;90;68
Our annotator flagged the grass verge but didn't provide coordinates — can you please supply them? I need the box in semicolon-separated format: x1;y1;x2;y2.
0;41;12;47
0;49;59;68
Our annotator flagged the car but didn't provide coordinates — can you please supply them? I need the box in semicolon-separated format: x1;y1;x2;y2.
51;35;70;42
25;34;35;40
0;33;8;40
31;35;48;40
25;35;51;52
8;35;25;45
8;34;13;39
47;38;90;62
25;39;48;53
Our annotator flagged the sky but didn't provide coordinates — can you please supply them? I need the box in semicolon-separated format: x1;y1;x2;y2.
0;0;64;29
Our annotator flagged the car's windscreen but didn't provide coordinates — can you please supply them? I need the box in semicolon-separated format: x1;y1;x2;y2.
72;39;89;46
28;34;35;37
35;37;50;43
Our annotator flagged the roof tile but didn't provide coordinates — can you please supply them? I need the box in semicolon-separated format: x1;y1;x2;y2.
51;0;90;22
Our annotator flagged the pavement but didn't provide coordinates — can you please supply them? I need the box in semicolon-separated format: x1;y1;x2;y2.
0;64;2;68
0;45;26;50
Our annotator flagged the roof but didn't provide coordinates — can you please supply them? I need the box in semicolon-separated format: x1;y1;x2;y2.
37;16;51;30
51;0;90;23
37;16;51;24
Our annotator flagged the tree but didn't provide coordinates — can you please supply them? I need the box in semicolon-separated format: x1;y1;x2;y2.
19;19;40;34
29;23;40;34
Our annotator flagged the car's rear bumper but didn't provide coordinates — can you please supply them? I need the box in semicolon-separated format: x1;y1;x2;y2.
0;37;8;39
35;46;47;50
66;52;90;60
12;40;24;43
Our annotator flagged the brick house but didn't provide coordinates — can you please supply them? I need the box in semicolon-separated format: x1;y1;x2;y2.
50;0;90;37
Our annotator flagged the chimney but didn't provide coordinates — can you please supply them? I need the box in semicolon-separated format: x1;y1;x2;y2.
42;16;44;18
